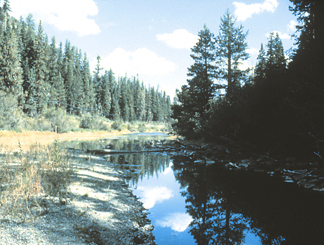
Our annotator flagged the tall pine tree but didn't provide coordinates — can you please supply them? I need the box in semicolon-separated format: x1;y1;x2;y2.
216;9;249;99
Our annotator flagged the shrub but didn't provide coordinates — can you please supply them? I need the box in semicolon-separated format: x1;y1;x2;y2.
111;120;124;131
43;108;79;133
80;113;110;131
0;94;25;131
138;123;147;133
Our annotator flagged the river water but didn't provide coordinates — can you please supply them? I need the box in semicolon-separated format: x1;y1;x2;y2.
72;134;324;245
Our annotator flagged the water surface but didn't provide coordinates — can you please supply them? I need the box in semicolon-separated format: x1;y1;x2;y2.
71;135;324;245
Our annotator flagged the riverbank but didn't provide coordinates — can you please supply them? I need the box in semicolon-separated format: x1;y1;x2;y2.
0;130;161;245
0;128;169;152
166;137;324;193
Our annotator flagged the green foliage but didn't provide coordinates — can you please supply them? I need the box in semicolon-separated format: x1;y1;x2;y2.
0;0;171;133
111;120;124;131
43;108;79;133
216;9;249;98
80;113;110;131
0;93;25;131
138;122;147;133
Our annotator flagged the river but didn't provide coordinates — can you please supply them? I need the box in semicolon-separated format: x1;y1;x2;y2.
71;134;324;245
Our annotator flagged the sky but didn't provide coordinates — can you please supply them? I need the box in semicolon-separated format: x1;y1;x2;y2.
8;0;298;100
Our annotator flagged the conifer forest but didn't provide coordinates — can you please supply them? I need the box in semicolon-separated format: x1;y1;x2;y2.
172;0;324;160
0;0;171;132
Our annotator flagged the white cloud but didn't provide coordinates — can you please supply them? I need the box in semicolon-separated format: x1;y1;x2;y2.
156;29;198;49
10;0;100;36
266;31;291;40
136;186;173;209
99;48;176;77
288;20;298;31
247;47;259;56
233;0;279;21
156;213;192;232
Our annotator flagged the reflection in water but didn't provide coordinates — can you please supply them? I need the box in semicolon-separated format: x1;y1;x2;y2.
136;185;174;209
156;212;192;232
172;155;324;245
68;136;324;245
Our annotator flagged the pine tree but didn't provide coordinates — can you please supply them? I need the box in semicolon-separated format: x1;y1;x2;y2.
216;9;249;99
63;41;75;114
111;85;120;120
72;48;83;115
289;0;324;58
266;32;286;76
172;25;217;136
93;55;103;113
29;20;49;114
81;53;94;112
101;69;112;118
47;36;66;108
187;25;217;115
254;43;267;82
135;80;146;121
0;19;23;98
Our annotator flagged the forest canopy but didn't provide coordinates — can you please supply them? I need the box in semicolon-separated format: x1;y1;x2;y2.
0;0;171;132
172;1;324;160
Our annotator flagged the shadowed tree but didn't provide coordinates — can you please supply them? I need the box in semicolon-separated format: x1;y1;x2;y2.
216;9;249;99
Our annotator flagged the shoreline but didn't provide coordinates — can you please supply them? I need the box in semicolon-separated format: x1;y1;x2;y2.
0;130;164;244
0;142;156;245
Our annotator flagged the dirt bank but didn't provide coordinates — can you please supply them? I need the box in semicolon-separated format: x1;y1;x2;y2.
0;131;157;245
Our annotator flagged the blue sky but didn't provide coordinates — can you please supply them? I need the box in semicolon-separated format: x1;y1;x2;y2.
9;0;298;99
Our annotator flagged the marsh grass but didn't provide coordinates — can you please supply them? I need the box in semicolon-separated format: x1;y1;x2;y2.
0;140;74;222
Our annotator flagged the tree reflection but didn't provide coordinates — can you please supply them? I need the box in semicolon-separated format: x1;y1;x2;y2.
172;155;324;245
173;156;246;244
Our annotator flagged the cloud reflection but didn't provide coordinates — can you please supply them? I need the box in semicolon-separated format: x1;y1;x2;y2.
137;186;173;209
157;213;192;232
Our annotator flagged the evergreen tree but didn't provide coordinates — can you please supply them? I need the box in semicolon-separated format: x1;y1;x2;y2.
254;43;267;82
63;41;75;113
172;25;217;136
47;36;66;108
93;55;103;113
127;78;135;121
266;32;286;75
29;20;49;114
135;78;146;121
72;48;83;114
216;9;249;99
0;20;22;98
187;25;217;115
289;0;324;58
21;14;35;102
111;85;120;120
145;87;153;122
101;69;112;118
81;53;94;112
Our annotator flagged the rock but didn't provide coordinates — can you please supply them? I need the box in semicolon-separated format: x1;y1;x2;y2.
194;160;204;164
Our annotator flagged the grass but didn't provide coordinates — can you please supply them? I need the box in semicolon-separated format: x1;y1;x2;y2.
0;140;73;222
0;121;171;222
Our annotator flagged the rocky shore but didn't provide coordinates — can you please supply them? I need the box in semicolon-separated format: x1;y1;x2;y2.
0;149;155;245
163;137;324;193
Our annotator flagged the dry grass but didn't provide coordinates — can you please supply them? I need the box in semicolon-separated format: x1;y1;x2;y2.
0;140;74;222
0;130;134;152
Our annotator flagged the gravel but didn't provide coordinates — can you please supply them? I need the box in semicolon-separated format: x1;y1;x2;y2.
0;151;155;245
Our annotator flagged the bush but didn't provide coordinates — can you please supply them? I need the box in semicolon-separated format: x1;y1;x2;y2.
43;108;79;133
0;94;25;131
111;120;124;131
80;113;110;131
138;123;147;132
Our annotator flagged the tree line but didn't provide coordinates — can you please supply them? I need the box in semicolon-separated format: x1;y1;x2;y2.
172;0;324;160
0;0;171;125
